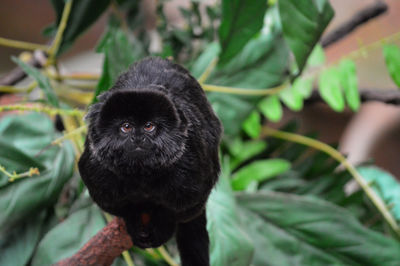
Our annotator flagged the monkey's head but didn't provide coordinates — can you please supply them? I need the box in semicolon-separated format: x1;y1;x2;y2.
86;89;188;173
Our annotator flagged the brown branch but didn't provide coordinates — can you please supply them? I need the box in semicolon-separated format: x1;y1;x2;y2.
306;89;400;106
54;217;133;266
321;1;388;48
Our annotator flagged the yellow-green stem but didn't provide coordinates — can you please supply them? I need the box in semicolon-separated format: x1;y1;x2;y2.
0;81;37;94
157;246;178;266
0;165;40;182
0;104;84;117
202;83;287;96
52;125;87;146
198;58;218;84
47;0;73;64
261;126;400;237
0;37;49;51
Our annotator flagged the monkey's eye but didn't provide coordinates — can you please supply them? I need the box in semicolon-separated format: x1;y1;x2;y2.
144;122;155;132
120;123;133;133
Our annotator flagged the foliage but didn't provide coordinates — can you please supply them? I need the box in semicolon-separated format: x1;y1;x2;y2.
1;0;400;265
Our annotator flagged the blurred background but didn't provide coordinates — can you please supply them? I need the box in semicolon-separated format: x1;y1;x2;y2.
1;0;400;177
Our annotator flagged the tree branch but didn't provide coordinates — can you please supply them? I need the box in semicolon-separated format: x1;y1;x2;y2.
321;1;388;48
54;217;133;266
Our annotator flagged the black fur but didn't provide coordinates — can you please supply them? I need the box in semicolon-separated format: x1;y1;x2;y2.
78;57;222;265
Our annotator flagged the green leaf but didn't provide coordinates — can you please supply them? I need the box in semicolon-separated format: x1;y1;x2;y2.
383;44;400;88
207;171;254;266
339;59;360;111
208;30;289;136
0;113;75;232
49;0;111;54
209;93;255;137
210;33;289;89
93;19;145;102
11;57;59;107
242;111;261;139
32;205;106;265
278;0;334;71
237;191;400;265
292;77;313;98
358;166;400;222
227;139;268;170
258;95;283;122
0;210;47;266
231;159;291;190
279;85;303;111
307;43;326;67
218;0;269;65
318;67;345;112
190;42;220;79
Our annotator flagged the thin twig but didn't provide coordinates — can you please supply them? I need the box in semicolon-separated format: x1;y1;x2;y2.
261;126;400;237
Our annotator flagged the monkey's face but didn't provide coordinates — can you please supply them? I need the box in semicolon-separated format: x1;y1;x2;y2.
89;89;188;173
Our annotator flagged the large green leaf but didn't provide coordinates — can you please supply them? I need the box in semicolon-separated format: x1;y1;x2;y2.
209;34;289;89
12;57;59;107
278;0;334;71
207;33;289;136
208;93;255;138
231;159;291;191
383;44;400;88
237;191;400;265
93;18;145;102
207;172;254;266
218;0;269;65
190;42;220;79
358;166;400;223
31;204;106;265
49;0;111;54
0;210;47;266
0;113;75;232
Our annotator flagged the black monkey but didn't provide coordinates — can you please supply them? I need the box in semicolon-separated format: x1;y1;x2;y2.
78;57;222;266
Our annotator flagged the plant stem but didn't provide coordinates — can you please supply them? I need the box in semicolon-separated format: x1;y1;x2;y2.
198;58;218;84
0;165;40;182
0;104;84;117
157;246;179;266
202;82;287;96
47;0;73;65
0;37;49;51
51;125;87;146
46;71;101;81
261;126;400;237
